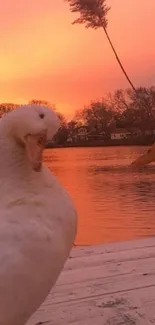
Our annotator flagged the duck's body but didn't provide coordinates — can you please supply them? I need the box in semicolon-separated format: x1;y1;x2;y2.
0;105;77;325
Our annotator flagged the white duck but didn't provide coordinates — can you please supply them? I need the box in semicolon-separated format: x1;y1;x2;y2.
0;105;77;325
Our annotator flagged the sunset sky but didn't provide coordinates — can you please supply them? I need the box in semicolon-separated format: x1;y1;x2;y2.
0;0;154;118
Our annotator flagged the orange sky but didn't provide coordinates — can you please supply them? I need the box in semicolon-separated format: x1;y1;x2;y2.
0;0;154;118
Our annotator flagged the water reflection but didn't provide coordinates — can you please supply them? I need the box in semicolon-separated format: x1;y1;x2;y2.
44;146;155;246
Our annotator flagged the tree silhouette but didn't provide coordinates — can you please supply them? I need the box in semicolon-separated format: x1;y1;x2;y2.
65;0;136;91
0;103;19;118
75;100;114;136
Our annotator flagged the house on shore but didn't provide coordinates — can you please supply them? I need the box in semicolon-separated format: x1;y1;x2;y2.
67;126;107;143
67;126;88;143
111;127;142;140
111;128;131;140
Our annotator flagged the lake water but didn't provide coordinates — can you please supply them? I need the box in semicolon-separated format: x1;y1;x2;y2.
44;146;155;246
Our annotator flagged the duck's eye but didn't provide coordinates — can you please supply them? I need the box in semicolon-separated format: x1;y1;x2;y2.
39;113;44;119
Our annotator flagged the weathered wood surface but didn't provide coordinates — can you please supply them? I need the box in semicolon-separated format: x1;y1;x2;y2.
27;237;155;325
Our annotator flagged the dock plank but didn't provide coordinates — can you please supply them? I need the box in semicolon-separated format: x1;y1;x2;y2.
26;238;155;325
70;237;155;258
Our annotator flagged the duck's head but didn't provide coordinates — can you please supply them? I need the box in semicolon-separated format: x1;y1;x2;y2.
130;143;155;167
2;104;60;172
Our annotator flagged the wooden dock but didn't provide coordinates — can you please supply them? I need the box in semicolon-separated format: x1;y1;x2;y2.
27;237;155;325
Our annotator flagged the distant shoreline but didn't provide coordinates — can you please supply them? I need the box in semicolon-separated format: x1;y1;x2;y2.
46;137;155;149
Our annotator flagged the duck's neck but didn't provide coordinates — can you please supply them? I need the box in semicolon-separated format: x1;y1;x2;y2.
0;122;45;205
0;133;34;183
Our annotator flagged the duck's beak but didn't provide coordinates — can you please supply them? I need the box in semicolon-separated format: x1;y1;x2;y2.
130;143;155;167
25;131;47;172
